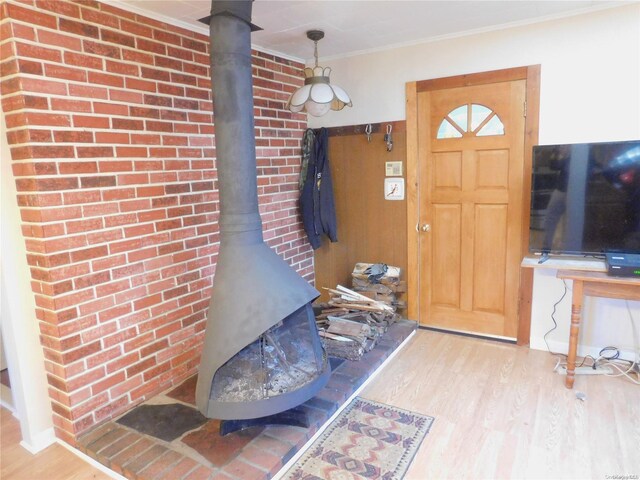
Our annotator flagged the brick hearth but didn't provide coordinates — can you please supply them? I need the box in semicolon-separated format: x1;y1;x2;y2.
77;320;416;480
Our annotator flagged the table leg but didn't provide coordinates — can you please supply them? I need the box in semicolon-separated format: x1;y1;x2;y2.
565;279;583;389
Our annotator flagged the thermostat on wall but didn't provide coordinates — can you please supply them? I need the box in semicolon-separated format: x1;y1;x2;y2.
384;177;405;201
385;161;403;176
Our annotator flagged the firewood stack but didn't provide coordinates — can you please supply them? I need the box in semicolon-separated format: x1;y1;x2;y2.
315;263;405;360
351;263;407;311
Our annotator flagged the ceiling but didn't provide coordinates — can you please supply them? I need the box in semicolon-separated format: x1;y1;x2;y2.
108;1;623;61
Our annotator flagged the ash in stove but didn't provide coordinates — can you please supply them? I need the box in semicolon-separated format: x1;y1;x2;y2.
210;304;326;404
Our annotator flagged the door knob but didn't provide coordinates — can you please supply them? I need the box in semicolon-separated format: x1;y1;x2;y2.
420;224;431;232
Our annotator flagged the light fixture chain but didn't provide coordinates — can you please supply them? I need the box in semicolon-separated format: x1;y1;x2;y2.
314;40;319;67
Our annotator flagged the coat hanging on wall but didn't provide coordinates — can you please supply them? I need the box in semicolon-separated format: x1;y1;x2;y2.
300;128;338;249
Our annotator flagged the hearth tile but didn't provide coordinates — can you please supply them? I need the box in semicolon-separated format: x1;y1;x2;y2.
138;450;185;479
78;422;120;450
265;425;309;448
79;320;416;480
166;375;197;406
331;371;365;389
157;456;202;480
222;457;268;480
239;444;283;477
184;465;215;480
303;396;338;416
123;444;169;478
181;419;264;467
338;360;371;379
86;425;129;455
326;374;356;393
251;434;295;457
296;404;327;430
110;437;155;475
210;472;235;480
117;403;208;442
101;431;142;459
315;386;348;405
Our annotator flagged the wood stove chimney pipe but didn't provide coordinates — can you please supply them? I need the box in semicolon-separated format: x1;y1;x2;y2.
195;1;322;419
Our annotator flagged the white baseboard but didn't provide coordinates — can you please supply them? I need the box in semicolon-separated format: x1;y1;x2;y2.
530;338;638;364
19;427;56;454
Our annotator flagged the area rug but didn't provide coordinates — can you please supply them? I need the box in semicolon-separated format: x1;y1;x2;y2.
281;397;434;480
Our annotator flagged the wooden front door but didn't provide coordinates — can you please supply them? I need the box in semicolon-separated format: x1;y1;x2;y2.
415;79;526;338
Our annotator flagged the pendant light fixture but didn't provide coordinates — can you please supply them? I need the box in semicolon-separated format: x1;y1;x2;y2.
286;30;352;117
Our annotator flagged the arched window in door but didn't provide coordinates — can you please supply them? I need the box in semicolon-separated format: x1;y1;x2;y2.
436;103;504;139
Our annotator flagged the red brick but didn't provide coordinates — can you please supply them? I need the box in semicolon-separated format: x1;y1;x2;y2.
126;77;156;93
73;115;109;128
64;51;103;70
21;77;68;95
120;19;152;38
54;131;94;143
91;371;125;395
38;0;81;18
112;118;143;130
10;22;36;41
51;98;92;113
106;59;138;76
115;147;147;158
109;89;143;104
61;341;101;364
184;466;214;480
122;49;154;66
83;39;121;58
87;71;124;87
16;42;62;62
136;38;166;55
6;3;57;28
95;132;129;144
69;84;108;99
13;59;39;77
101;29;135;48
77;146;114;158
60;18;99;38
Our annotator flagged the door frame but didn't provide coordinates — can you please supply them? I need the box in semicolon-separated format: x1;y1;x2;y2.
405;65;541;345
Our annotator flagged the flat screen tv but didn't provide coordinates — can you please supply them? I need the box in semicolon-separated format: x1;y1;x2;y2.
529;139;640;256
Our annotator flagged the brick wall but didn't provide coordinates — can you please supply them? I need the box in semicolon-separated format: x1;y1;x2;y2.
0;0;313;443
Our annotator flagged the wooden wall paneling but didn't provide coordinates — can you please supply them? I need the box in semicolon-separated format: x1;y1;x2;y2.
313;126;408;304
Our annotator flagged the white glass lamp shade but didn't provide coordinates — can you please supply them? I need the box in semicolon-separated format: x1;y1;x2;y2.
286;66;352;116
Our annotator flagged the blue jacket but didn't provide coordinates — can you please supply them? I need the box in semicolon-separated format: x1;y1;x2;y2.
300;128;338;249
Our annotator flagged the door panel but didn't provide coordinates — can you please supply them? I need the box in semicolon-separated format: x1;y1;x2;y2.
473;204;507;313
476;150;509;189
431;204;461;308
434;152;462;189
417;80;526;338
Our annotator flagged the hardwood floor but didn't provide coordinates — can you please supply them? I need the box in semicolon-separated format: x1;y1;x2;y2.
362;329;640;479
1;331;637;479
0;407;112;480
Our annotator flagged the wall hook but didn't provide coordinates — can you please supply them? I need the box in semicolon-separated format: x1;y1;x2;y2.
384;124;393;151
364;124;372;143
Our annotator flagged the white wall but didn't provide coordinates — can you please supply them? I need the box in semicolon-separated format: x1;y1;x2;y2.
309;4;640;359
1;111;55;452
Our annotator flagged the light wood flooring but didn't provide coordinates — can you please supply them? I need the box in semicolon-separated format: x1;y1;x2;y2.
2;331;638;479
362;329;640;479
0;407;112;480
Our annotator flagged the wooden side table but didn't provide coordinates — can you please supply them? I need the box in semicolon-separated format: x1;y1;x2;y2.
556;269;640;388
